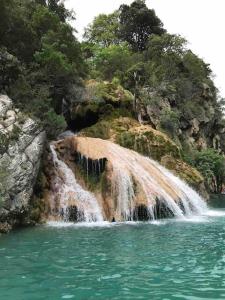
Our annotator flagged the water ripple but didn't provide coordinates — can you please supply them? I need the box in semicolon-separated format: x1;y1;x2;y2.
1;210;225;299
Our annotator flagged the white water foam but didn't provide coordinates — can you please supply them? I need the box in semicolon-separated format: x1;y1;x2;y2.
203;210;225;217
49;145;103;223
47;221;113;228
107;142;208;220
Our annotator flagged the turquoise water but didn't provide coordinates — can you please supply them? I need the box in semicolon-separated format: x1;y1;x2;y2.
1;211;225;300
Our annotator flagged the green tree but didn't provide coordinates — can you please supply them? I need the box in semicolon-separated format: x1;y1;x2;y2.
0;48;21;93
144;34;187;86
35;0;75;22
119;0;165;51
193;149;225;193
89;43;132;81
84;12;120;47
47;0;75;22
159;109;180;139
0;0;85;138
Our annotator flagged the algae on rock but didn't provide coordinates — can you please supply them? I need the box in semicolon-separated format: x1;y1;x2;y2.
68;80;134;130
81;116;206;193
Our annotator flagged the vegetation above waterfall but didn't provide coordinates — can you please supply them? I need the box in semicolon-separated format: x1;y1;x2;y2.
0;0;86;138
1;0;225;194
80;0;225;193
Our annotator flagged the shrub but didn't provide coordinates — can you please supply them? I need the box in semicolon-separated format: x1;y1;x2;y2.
193;149;225;193
159;109;180;139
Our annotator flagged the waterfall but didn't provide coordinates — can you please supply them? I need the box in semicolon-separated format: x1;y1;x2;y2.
49;144;103;222
48;137;208;223
107;142;207;220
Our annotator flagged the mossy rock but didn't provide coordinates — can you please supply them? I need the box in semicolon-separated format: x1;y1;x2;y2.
81;117;206;192
69;80;134;130
117;125;181;161
85;80;134;106
161;155;204;188
81;117;181;162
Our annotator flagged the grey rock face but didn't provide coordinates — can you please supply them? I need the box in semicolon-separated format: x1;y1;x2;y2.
0;95;46;232
138;84;224;153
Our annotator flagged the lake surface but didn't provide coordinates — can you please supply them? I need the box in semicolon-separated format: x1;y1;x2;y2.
1;210;225;300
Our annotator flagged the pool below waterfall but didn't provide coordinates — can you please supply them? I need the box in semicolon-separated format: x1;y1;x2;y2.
1;209;225;300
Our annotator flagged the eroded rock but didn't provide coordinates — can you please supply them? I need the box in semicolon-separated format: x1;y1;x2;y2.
0;95;46;233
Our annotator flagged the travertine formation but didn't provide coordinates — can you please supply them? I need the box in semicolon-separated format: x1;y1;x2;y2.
46;136;207;223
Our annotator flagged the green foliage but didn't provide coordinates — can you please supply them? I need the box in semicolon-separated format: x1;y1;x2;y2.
0;47;21;93
180;101;206;122
159;109;180;139
143;34;187;86
119;0;165;51
35;46;71;75
84;12;120;47
193;149;225;193
87;43;132;81
0;0;85;138
42;109;66;139
31;5;59;37
1;0;225;199
183;50;212;82
46;0;75;22
84;0;165;52
9;69;67;138
9;124;22;141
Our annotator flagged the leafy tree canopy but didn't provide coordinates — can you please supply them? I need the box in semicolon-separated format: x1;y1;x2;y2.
84;12;121;47
0;0;86;138
193;149;225;194
119;0;165;51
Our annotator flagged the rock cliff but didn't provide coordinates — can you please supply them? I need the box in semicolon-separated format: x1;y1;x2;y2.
138;84;225;153
0;95;45;233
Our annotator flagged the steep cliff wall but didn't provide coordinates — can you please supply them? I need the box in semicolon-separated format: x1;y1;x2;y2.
0;95;46;233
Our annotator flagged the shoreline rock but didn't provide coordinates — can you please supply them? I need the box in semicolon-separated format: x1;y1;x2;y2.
0;95;46;233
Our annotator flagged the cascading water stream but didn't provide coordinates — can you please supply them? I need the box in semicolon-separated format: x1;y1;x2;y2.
48;136;208;223
49;144;103;223
107;142;207;220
